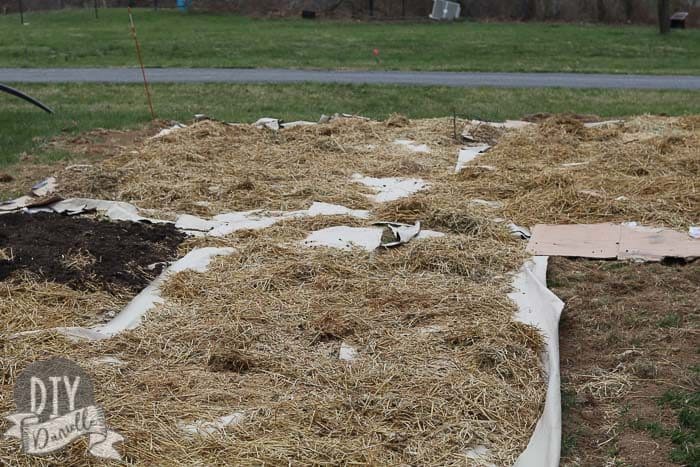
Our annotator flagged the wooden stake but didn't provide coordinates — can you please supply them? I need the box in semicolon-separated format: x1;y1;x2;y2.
128;8;156;120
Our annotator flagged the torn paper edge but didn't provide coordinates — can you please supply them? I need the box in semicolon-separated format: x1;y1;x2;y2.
20;197;370;238
150;123;186;139
10;247;235;341
464;445;497;467
583;120;624;128
512;256;565;467
559;161;590;168
31;177;57;197
351;173;428;203
467;119;532;130
470;199;503;209
302;226;384;251
372;221;422;247
90;356;126;366
301;225;444;251
178;411;245;436
38;198;170;224
180;202;371;237
254;117;280;130
339;342;358;362
0;177;58;212
393;139;430;153
282;120;317;129
455;144;490;173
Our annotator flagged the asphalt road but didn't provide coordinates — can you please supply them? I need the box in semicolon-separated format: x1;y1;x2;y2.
1;68;699;90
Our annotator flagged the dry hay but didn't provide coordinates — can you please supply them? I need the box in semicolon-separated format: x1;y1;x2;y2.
0;272;129;334
3;113;698;464
469;114;699;229
58;113;698;229
1;227;542;465
59;117;461;218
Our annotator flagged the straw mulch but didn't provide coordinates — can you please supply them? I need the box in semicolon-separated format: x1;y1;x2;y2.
3;113;698;465
59;114;698;229
1;223;544;465
59;118;457;217
0;272;129;334
467;115;699;229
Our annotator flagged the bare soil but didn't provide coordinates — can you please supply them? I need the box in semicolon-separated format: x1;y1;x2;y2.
0;211;185;293
550;257;699;466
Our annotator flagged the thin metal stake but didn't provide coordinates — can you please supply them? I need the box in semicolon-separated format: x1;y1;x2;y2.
18;0;23;24
94;0;98;19
128;7;156;120
453;109;458;142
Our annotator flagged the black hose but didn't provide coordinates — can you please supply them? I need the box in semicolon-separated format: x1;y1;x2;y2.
0;84;54;114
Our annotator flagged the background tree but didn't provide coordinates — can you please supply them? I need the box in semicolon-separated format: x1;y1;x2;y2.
658;0;671;34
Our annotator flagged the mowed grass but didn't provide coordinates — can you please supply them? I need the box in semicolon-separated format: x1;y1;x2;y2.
1;9;699;74
1;83;699;171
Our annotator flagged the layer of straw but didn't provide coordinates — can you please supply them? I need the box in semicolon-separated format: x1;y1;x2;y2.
3;113;697;465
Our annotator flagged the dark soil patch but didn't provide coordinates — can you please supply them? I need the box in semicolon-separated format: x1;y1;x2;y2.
550;257;699;466
0;211;185;293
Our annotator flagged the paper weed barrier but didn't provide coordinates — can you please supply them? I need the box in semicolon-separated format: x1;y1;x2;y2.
2;113;698;465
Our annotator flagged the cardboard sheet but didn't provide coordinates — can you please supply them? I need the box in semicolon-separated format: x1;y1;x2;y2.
527;223;700;261
30;177;57;197
618;224;700;261
526;223;620;258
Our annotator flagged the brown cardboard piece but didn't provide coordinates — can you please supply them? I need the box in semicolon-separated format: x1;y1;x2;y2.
526;223;700;261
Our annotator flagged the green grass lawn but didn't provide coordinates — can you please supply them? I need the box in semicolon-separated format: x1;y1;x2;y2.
1;83;698;171
1;9;699;74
